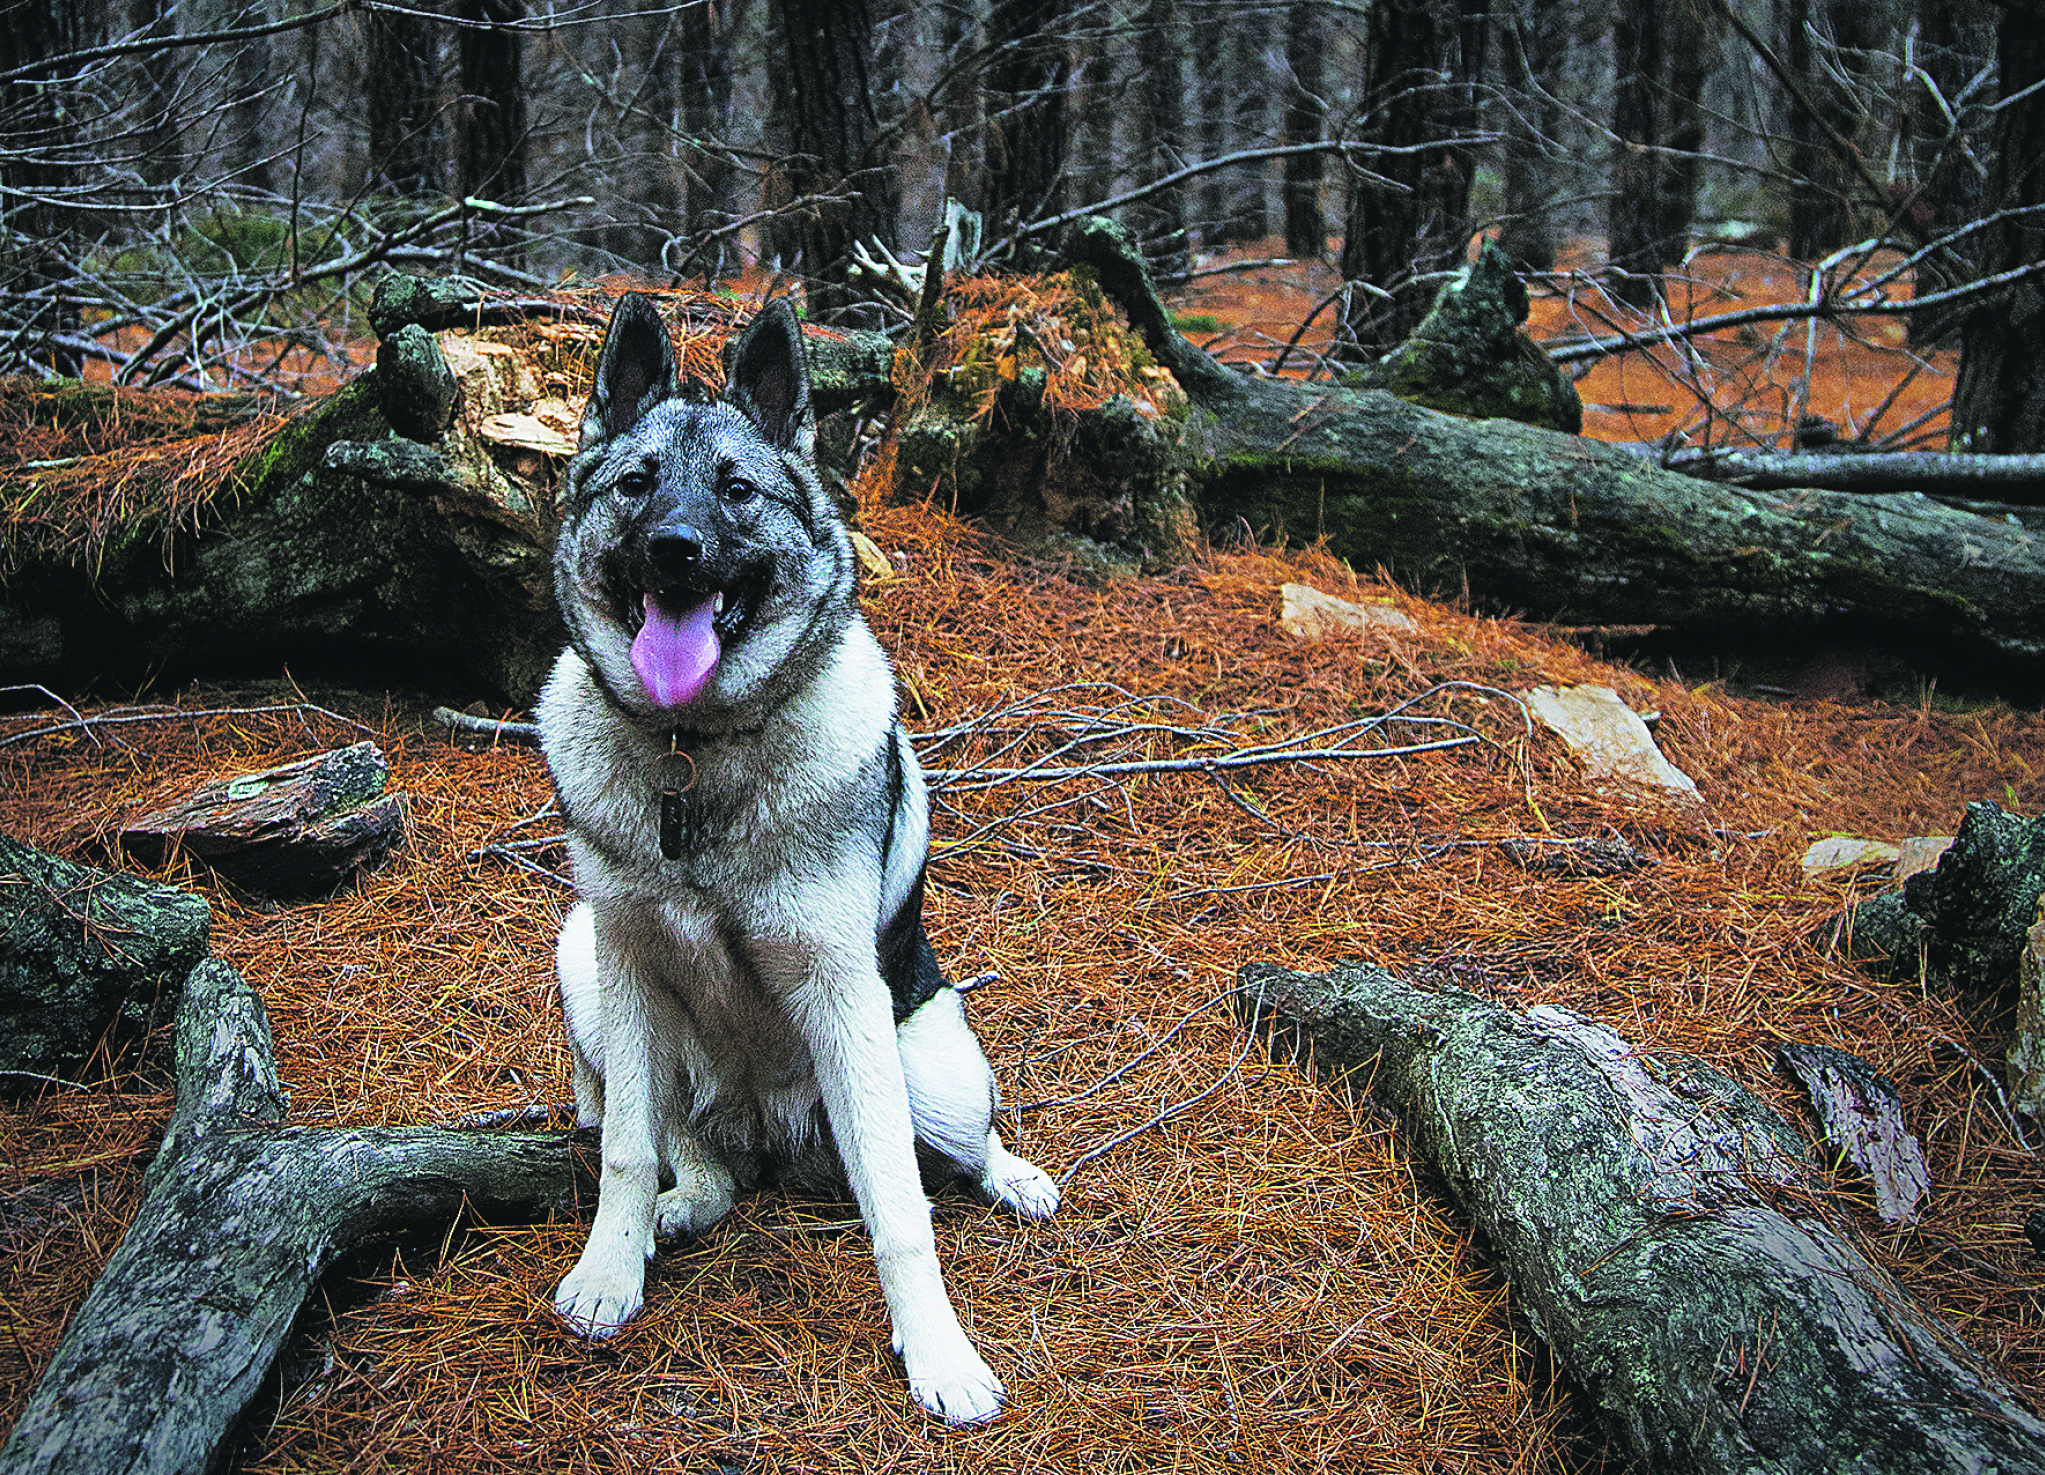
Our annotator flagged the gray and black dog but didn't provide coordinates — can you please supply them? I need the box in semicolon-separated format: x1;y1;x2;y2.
539;293;1057;1425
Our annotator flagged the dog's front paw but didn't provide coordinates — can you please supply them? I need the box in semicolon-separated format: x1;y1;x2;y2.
554;1254;645;1339
980;1144;1060;1221
902;1335;1006;1426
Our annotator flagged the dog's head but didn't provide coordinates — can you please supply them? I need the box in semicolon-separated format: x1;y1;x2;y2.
555;294;854;726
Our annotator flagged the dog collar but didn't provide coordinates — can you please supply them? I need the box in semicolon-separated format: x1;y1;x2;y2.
653;738;697;861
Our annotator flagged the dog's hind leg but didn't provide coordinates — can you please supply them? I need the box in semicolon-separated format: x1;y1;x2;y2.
898;989;1059;1221
654;1111;735;1239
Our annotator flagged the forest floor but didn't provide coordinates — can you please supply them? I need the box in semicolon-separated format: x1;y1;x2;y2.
1;247;2031;1472
4;500;2043;1472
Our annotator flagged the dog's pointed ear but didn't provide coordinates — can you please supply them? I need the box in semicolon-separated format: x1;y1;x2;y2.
586;292;678;442
723;299;813;455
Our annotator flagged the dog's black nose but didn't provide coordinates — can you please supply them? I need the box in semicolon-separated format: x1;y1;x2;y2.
647;524;704;575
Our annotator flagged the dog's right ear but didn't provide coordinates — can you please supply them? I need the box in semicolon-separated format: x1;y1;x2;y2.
585;292;678;443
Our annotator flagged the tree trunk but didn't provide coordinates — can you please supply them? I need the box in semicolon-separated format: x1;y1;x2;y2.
0;955;599;1475
1192;7;1229;242
365;6;442;199
1494;0;1558;273
1784;0;1868;261
1661;445;2045;498
1950;2;2045;453
1227;10;1272;243
128;0;182;191
980;0;1068;259
677;0;738;278
940;0;983;213
1607;0;1665;307
1234;960;2045;1475
0;0;84;377
1656;0;1712;278
1133;0;1190;277
455;0;528;265
1905;0;1992;347
1339;0;1487;353
1281;0;1326;258
773;0;898;325
1063;215;2045;693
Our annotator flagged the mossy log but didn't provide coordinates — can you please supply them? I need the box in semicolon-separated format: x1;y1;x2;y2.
0;957;597;1475
1235;960;2045;1475
1062;218;2045;692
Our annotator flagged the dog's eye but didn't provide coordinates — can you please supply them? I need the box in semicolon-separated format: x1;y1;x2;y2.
720;477;758;505
614;468;653;498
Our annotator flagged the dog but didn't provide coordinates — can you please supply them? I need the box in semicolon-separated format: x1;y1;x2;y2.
538;292;1058;1425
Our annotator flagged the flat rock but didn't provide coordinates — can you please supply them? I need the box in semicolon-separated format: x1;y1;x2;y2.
120;742;405;898
1278;583;1417;641
0;834;209;1091
2011;897;2045;1121
1520;684;1700;803
1802;837;1904;877
1893;835;1955;881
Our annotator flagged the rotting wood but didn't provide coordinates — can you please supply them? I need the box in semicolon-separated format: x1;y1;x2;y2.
0;956;597;1475
1235;959;2045;1475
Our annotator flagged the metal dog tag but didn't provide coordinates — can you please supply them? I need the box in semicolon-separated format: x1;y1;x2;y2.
654;749;696;861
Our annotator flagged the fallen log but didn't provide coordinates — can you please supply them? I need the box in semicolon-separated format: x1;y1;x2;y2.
1235;959;2045;1475
1062;218;2045;693
0;955;597;1475
1661;446;2045;501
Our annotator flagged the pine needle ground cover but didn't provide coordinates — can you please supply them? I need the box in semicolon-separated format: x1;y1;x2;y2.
4;503;2043;1473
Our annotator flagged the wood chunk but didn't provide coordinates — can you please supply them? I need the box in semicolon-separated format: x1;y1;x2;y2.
1892;835;1955;882
1776;1041;1930;1225
120;742;404;897
1800;836;1903;877
2010;895;2045;1122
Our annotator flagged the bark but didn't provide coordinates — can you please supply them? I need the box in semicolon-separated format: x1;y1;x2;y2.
0;955;598;1475
1950;2;2045;453
1280;0;1326;258
1783;0;1868;262
677;0;738;278
1227;10;1272;243
1234;959;2045;1475
455;0;528;266
1192;7;1229;240
1905;0;1992;347
0;0;84;376
1064;215;2045;692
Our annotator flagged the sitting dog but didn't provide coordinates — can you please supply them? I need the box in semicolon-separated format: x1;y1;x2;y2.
539;292;1057;1424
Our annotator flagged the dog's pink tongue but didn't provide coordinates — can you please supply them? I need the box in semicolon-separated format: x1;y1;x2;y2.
630;593;720;709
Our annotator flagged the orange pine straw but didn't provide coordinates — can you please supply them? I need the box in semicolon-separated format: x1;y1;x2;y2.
3;500;2043;1472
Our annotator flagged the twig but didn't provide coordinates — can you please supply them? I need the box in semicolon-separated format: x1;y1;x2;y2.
432;707;541;745
0;702;375;750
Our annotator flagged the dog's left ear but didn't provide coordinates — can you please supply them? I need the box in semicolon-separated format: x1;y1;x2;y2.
724;299;814;456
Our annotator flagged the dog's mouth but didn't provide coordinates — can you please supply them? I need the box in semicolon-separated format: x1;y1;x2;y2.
612;573;767;710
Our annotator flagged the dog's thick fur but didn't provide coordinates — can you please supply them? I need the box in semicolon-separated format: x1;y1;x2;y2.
539;294;1056;1425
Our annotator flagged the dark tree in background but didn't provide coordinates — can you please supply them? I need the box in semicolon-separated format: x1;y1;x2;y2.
1227;8;1273;242
366;7;442;199
455;0;527;261
772;0;899;323
1193;5;1231;240
980;0;1069;254
1133;0;1190;276
1906;0;1993;345
1949;0;2045;452
1494;0;1561;272
0;0;82;376
678;0;740;278
1607;0;1666;307
1782;0;1872;260
939;0;984;212
1281;0;1327;258
1340;0;1490;352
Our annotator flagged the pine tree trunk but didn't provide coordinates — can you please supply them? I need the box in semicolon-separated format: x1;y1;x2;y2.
365;7;441;199
454;0;527;265
1134;0;1190;277
1906;0;1992;347
0;0;84;376
1281;0;1326;258
1495;0;1558;273
1227;11;1272;242
1950;3;2045;452
981;0;1068;258
1607;0;1664;307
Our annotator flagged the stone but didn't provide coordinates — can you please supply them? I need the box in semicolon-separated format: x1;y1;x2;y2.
1520;684;1700;802
1277;582;1416;641
120;742;405;898
1343;238;1584;433
2010;897;2045;1121
850;530;894;581
1801;836;1904;877
0;833;209;1091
